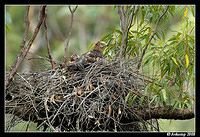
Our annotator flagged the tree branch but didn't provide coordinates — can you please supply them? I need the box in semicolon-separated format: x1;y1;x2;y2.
44;7;55;69
137;6;169;72
117;6;126;59
118;6;135;59
20;6;30;49
137;105;194;120
63;5;78;64
122;6;135;57
6;5;47;87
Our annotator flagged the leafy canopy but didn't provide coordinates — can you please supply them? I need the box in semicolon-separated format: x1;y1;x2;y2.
100;5;195;110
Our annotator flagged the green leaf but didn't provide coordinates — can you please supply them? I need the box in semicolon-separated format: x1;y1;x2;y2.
131;30;140;34
168;6;175;18
101;33;112;42
168;36;176;41
125;92;131;103
106;27;114;31
144;56;153;66
88;42;95;51
155;97;160;107
172;100;179;110
129;95;138;107
139;96;145;105
163;101;167;110
140;10;146;27
176;32;182;40
162;89;167;102
155;31;161;40
189;6;194;17
144;86;149;96
116;29;123;35
169;60;173;75
171;57;178;66
149;95;157;105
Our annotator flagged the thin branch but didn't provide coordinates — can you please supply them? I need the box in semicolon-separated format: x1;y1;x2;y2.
20;6;30;49
63;5;78;64
137;6;169;72
122;6;135;57
44;7;55;69
6;5;47;87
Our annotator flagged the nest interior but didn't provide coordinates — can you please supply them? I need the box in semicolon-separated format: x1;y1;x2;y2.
5;58;159;131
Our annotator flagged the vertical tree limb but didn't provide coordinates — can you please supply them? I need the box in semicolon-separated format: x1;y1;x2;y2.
117;6;126;59
44;7;55;69
6;5;47;87
63;5;78;64
122;6;135;57
117;5;135;59
137;6;169;72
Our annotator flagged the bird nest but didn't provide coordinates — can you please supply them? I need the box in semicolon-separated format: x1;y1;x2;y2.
5;58;159;132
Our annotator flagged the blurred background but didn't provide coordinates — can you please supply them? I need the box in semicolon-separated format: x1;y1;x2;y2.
5;5;195;132
5;5;120;73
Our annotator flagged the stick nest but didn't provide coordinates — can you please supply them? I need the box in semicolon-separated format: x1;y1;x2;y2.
6;58;159;132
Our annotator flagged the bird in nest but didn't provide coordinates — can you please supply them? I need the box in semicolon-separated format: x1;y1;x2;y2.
67;54;80;65
67;41;108;71
66;54;80;71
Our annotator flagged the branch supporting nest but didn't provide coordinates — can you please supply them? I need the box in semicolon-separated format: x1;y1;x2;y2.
5;58;194;131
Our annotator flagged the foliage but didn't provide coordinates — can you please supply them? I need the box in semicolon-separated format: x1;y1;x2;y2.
101;5;195;110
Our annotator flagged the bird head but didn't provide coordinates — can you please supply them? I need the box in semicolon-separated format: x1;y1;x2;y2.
93;41;108;52
69;54;80;62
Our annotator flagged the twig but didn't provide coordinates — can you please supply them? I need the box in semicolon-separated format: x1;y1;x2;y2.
28;55;54;63
63;6;78;64
44;7;55;69
137;6;169;72
76;87;99;111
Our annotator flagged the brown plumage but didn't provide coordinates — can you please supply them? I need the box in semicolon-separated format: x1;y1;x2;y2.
67;54;80;64
66;54;80;71
66;41;108;71
78;41;108;68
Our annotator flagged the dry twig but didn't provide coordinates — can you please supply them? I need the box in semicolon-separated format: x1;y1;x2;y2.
44;7;55;69
63;6;78;63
